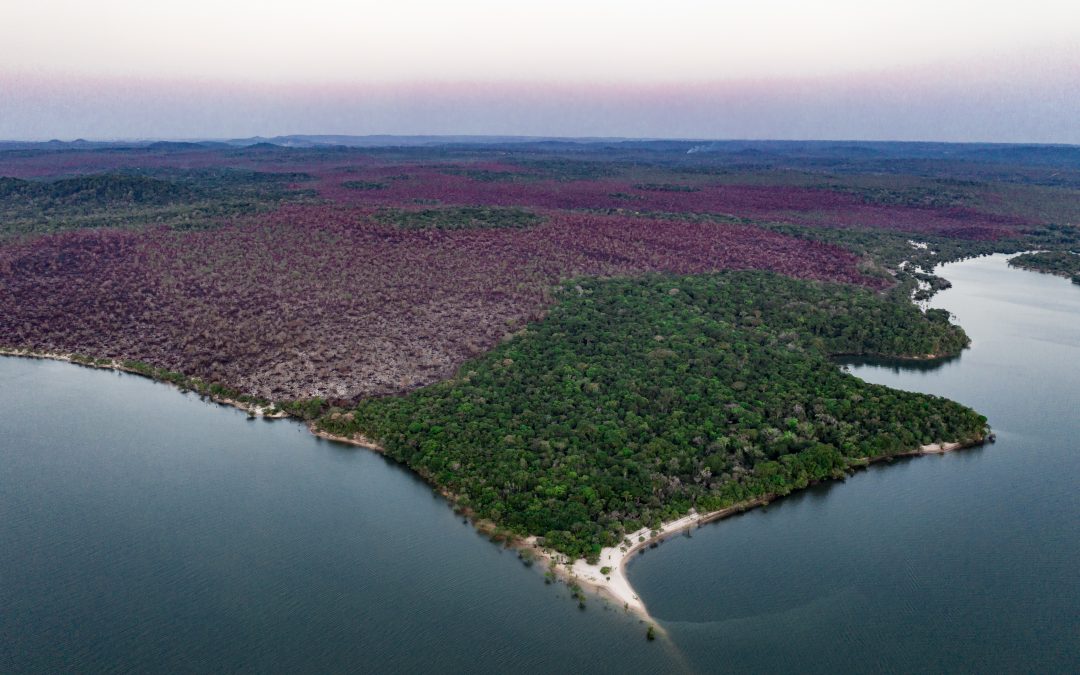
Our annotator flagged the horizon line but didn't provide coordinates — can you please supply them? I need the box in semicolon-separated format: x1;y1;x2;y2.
3;135;1079;148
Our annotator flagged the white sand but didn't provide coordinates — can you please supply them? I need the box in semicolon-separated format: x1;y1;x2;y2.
527;437;979;620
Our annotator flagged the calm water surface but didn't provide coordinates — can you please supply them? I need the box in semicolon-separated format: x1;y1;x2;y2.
629;254;1080;672
0;365;670;672
2;254;1078;672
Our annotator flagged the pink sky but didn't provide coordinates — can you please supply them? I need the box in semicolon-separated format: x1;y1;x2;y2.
1;0;1077;142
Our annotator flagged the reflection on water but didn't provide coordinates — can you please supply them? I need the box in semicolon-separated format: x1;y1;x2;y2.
838;352;962;374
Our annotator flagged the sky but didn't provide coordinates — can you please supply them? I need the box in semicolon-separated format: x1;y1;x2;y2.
1;0;1078;142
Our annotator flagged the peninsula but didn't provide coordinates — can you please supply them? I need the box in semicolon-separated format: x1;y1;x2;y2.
2;140;1076;625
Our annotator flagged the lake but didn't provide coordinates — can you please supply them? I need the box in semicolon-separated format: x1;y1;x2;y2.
629;254;1080;672
2;254;1078;672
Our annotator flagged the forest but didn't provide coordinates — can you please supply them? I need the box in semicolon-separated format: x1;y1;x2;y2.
1;139;1076;560
316;271;986;558
0;207;879;401
0;168;313;238
1008;251;1080;284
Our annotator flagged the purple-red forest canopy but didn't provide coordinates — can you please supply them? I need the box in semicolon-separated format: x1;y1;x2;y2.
1;140;1075;401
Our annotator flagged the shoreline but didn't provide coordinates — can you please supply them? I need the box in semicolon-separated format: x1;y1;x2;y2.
1006;251;1080;282
0;348;288;419
308;426;386;453
520;435;985;624
1;348;986;626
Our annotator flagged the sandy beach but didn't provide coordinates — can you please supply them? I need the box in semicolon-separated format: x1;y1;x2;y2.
308;426;385;452
524;436;984;623
526;496;774;621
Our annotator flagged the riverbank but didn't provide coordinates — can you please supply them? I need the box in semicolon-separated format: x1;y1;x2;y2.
308;426;385;453
522;496;774;623
523;435;986;624
1007;251;1080;282
0;348;288;418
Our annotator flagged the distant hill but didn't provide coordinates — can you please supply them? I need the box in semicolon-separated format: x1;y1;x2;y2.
1;137;1076;175
145;141;213;151
220;134;643;148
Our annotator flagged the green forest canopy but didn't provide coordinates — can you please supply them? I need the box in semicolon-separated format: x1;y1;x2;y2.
0;171;313;238
1009;251;1080;283
318;271;987;560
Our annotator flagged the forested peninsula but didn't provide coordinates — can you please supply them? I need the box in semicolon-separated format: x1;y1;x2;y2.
4;139;1079;617
316;271;987;561
1008;251;1080;284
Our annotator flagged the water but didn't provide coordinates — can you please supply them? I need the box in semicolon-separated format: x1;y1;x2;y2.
0;363;672;672
628;254;1080;672
2;254;1078;673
